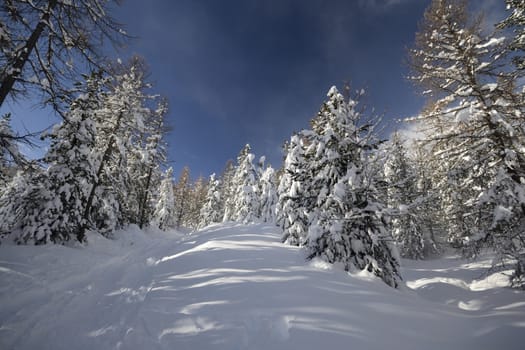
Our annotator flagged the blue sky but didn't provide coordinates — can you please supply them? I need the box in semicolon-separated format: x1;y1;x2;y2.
1;0;507;179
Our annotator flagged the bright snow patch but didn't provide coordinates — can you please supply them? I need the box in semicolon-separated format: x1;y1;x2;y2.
0;223;523;350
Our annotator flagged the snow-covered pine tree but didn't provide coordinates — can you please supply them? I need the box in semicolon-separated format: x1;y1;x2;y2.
259;165;278;223
0;113;26;186
385;131;437;259
152;167;176;231
127;98;168;229
277;131;316;245
174;166;191;228
220;160;236;222
84;57;164;236
305;86;401;288
230;144;260;224
0;72;101;244
410;0;525;285
186;176;208;229
199;173;222;229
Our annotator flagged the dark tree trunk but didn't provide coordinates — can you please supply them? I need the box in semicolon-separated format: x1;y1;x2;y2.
0;0;58;108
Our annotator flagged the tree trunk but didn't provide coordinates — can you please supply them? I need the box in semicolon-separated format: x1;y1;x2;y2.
139;166;154;229
0;0;58;108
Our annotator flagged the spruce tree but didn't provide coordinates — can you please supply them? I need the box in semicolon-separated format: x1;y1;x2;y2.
0;73;101;244
259;165;278;223
174;166;191;228
152;167;176;231
199;173;222;228
277;132;316;245
229;144;260;224
220;160;236;222
385;131;437;259
305;86;401;288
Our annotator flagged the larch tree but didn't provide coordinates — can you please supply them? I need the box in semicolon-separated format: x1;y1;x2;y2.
173;166;191;228
409;0;525;285
82;58;164;236
384;131;436;259
0;0;126;111
498;0;525;69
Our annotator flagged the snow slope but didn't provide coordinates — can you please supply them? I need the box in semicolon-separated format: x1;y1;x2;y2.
0;223;523;350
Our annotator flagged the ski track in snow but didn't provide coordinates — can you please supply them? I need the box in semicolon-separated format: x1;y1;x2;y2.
0;223;524;350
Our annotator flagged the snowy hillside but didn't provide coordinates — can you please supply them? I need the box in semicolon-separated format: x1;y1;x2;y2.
0;223;523;350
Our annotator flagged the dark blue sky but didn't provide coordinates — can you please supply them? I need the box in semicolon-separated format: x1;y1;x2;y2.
2;0;506;179
118;0;435;178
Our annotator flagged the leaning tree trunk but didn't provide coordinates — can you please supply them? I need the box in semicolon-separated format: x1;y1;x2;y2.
0;0;58;108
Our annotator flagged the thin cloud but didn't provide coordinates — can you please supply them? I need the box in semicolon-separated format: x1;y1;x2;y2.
358;0;416;13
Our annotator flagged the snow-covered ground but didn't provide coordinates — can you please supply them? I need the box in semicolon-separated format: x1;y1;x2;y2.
0;223;523;350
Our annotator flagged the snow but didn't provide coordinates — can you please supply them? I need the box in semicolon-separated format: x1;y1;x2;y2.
476;37;506;49
1;223;524;350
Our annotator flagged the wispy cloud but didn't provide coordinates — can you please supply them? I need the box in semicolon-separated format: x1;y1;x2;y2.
471;0;507;35
358;0;416;13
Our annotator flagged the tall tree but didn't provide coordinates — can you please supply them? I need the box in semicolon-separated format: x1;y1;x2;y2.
409;0;525;285
199;173;222;229
174;166;191;228
83;58;164;236
384;131;438;259
186;176;208;229
276;132;316;245
0;113;27;185
152;167;176;231
258;165;278;223
229;144;260;224
0;0;126;111
219;160;236;222
497;0;525;69
305;86;401;288
0;72;101;244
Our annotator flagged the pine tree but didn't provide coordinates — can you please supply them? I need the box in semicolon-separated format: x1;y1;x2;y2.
277;132;316;245
84;58;165;236
199;173;222;228
229;144;260;224
305;86;401;288
259;165;278;223
0;113;26;186
152;167;176;231
174;166;191;228
0;73;101;244
385;131;438;259
127;99;168;229
219;160;236;222
186;176;208;229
